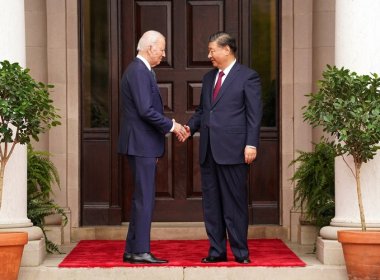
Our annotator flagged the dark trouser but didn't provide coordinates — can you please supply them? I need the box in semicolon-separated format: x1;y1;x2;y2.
201;146;249;259
125;155;157;254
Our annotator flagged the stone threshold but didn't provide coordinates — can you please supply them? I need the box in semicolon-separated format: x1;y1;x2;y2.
71;224;289;242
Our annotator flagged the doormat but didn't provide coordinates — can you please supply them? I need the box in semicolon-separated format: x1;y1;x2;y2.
59;239;306;268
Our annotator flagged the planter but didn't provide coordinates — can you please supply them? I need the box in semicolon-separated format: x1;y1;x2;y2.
338;230;380;280
0;232;28;280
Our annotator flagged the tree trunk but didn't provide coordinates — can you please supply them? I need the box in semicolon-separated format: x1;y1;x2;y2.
354;160;366;231
0;161;5;209
0;141;15;209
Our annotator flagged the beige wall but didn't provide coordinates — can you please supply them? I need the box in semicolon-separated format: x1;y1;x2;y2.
25;0;48;150
25;0;80;243
281;0;335;241
24;0;335;243
312;0;335;142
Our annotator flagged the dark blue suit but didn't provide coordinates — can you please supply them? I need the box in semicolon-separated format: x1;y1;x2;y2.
187;62;262;259
118;58;172;254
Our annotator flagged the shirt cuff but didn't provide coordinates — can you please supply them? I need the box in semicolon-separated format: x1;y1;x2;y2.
170;121;175;132
246;145;256;149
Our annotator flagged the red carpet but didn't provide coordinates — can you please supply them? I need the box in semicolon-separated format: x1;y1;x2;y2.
59;239;305;268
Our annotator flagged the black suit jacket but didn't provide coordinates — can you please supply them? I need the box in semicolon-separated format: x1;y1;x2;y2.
188;62;262;164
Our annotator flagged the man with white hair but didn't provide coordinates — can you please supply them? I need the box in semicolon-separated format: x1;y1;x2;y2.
118;30;186;264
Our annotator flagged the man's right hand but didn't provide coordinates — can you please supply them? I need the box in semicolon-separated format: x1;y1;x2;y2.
172;119;188;142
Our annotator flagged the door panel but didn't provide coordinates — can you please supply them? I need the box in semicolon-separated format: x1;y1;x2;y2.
249;130;279;224
80;0;122;225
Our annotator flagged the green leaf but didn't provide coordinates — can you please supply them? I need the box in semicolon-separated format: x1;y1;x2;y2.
27;144;67;254
290;141;336;228
303;65;380;165
0;60;61;155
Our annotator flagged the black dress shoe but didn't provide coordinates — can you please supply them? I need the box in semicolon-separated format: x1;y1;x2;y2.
201;256;227;263
235;257;251;264
130;253;168;264
123;253;133;262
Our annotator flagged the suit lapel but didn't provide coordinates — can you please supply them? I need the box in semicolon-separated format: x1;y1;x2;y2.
211;63;241;107
135;58;164;109
206;69;219;107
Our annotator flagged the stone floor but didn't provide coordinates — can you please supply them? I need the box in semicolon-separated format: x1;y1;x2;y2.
19;241;348;280
17;224;348;279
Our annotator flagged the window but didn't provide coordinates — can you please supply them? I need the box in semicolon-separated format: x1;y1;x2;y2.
82;0;110;128
251;0;278;127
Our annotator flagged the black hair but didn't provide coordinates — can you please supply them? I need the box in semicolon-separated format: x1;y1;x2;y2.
208;31;237;54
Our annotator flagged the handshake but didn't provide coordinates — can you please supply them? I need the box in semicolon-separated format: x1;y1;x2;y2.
172;119;191;142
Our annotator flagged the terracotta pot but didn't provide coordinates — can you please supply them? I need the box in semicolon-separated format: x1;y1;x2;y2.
338;230;380;280
0;232;28;280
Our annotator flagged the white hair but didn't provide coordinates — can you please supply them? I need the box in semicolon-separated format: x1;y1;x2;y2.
137;30;165;51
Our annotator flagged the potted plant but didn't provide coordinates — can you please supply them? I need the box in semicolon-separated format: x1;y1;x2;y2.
0;60;60;280
290;141;336;229
27;144;68;254
303;65;380;279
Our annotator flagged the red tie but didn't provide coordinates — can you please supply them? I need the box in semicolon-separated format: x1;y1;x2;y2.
212;71;225;101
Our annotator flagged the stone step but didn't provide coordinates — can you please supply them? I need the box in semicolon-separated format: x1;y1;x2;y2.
71;223;289;241
19;266;348;280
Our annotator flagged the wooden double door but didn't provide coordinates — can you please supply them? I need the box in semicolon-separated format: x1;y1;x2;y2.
81;0;279;225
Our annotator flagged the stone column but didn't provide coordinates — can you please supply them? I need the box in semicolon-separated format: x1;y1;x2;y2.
0;0;30;227
0;0;45;266
317;0;380;265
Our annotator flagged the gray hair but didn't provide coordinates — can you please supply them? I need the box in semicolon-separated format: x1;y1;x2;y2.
137;30;165;51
